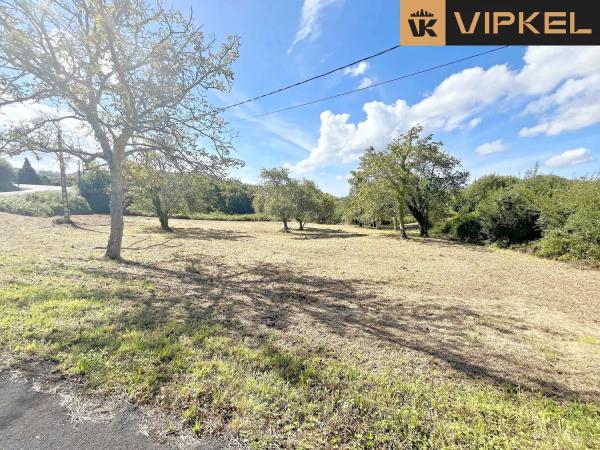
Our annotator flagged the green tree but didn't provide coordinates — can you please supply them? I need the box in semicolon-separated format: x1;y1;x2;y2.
17;158;42;185
126;153;186;232
347;164;399;230
79;169;111;214
316;193;342;224
0;0;240;259
0;158;16;191
293;179;321;230
404;133;469;237
257;168;296;232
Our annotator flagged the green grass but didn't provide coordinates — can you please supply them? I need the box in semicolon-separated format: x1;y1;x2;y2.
0;191;91;217
1;262;599;449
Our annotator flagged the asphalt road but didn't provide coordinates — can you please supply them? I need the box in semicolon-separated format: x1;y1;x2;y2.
0;376;166;450
0;375;242;450
0;184;62;196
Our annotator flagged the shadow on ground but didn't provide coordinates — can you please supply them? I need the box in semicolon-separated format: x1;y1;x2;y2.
69;251;598;405
291;227;367;240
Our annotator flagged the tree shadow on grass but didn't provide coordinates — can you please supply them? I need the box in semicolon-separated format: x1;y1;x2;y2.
380;233;493;253
138;225;252;242
70;254;600;404
291;227;368;240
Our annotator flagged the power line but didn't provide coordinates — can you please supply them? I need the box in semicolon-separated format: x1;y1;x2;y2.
221;45;401;110
243;46;510;119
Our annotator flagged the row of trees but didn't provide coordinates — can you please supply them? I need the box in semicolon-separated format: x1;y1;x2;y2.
0;158;48;190
253;168;340;232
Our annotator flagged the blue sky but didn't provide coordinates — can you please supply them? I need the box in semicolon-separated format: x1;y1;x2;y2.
7;0;600;196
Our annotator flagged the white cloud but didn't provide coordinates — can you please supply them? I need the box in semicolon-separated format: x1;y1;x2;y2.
343;61;369;77
476;140;508;155
335;173;352;181
288;0;343;54
292;65;514;172
292;46;600;172
468;117;482;128
357;77;374;89
545;148;593;168
519;73;600;136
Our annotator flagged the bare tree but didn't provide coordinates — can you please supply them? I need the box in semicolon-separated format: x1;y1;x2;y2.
0;0;241;259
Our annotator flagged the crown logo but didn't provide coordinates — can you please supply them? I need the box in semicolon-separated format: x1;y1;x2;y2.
410;9;435;17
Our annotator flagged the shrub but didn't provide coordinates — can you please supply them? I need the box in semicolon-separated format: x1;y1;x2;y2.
0;191;91;217
436;212;485;243
479;190;541;247
79;170;111;213
453;213;485;243
456;174;520;213
0;159;18;192
537;180;600;261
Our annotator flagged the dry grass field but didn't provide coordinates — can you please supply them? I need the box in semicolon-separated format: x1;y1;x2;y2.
1;212;599;448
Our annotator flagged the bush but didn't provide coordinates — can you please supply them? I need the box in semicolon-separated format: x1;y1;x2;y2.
536;180;600;261
0;159;18;192
79;170;111;213
0;191;91;217
454;213;485;242
479;190;541;247
456;174;520;213
436;212;484;243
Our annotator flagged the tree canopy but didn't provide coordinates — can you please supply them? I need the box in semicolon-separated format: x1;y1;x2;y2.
347;126;468;237
17;158;42;185
0;0;241;258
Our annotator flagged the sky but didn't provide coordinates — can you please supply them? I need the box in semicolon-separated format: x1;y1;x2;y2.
4;0;600;196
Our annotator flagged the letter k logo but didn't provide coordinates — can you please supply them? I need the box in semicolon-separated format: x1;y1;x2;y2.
409;18;438;37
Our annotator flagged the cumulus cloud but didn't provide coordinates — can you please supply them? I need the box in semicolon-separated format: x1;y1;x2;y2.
292;46;600;172
343;61;369;77
476;140;508;155
293;65;514;172
288;0;343;54
545;148;593;168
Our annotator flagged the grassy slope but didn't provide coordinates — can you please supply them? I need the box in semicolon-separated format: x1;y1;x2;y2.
0;213;599;448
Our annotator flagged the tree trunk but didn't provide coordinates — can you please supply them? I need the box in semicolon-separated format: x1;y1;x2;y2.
393;216;398;232
159;213;171;232
297;219;304;230
282;218;290;233
398;210;408;239
407;203;429;237
57;146;71;224
105;158;124;260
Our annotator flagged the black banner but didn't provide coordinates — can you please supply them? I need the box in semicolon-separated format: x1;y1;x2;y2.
446;0;600;45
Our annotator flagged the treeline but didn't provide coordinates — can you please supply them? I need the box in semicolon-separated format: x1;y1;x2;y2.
9;126;597;263
77;159;256;229
0;157;61;191
77;155;343;232
343;126;599;263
